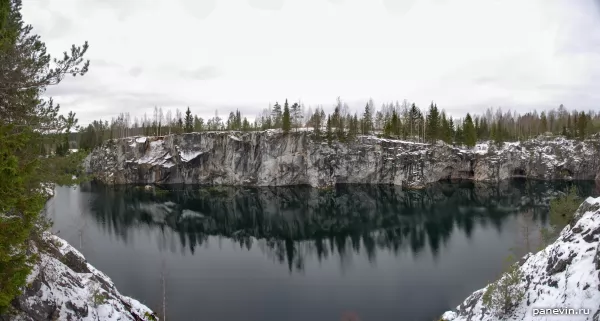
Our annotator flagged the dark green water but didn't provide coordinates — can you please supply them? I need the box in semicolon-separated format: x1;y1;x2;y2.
45;180;599;321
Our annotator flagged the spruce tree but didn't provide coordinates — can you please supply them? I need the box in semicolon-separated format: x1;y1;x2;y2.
326;115;333;143
242;117;250;132
362;103;372;135
425;103;440;143
336;116;345;140
455;123;464;146
440;112;452;144
348;114;358;139
282;102;291;133
463;113;477;147
184;107;193;133
540;112;548;134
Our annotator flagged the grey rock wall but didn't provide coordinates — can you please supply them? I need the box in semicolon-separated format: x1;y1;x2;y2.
85;131;600;188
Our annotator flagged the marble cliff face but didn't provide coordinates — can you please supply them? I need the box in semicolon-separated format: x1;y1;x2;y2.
85;130;600;188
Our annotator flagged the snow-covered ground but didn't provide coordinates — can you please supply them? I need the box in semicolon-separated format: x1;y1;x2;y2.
441;197;600;321
8;232;156;321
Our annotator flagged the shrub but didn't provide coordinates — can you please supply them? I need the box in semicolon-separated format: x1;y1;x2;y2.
482;255;525;317
549;186;581;230
91;287;107;307
144;312;158;321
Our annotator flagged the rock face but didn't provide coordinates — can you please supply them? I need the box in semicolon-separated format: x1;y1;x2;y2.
440;197;600;321
0;232;156;321
85;131;600;188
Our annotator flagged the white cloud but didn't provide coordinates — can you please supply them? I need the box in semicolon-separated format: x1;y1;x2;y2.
21;0;600;125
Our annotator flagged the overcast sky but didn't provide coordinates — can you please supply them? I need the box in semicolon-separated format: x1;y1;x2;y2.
22;0;600;125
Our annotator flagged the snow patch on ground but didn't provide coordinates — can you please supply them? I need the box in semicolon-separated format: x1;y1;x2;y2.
474;143;489;155
135;137;147;144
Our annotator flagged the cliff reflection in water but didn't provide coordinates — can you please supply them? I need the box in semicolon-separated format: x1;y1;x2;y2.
81;180;597;272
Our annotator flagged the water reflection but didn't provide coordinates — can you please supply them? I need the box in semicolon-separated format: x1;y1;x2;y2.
77;180;596;272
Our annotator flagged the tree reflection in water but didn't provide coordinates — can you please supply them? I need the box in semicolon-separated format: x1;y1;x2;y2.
80;180;597;272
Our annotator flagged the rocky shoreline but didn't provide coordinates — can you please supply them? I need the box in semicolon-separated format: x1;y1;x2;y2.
86;131;600;188
440;196;600;321
0;232;156;321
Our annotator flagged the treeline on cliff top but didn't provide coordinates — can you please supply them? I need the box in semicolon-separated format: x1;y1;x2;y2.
0;0;90;313
77;98;600;151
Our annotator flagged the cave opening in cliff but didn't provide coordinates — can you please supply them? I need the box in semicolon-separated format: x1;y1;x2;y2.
560;168;573;177
512;168;526;177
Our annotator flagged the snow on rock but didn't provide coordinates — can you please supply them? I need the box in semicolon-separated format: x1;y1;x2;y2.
39;182;55;197
440;197;600;321
4;232;157;321
228;135;241;142
181;209;205;219
135;137;147;144
136;141;169;166
85;132;600;188
180;150;203;162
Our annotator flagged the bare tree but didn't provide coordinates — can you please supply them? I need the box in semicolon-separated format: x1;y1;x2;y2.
165;110;172;135
159;107;164;136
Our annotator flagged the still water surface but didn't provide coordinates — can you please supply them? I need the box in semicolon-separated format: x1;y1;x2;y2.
46;180;599;321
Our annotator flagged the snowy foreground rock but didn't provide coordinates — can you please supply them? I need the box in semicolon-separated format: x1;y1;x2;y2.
86;131;600;188
440;197;600;321
2;232;156;321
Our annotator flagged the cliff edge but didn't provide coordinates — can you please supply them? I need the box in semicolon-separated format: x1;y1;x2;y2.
85;131;600;188
441;197;600;321
0;231;156;321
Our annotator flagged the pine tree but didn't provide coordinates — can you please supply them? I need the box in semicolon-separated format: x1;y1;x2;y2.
290;102;303;130
184;107;193;133
272;102;282;128
463;114;477;147
282;102;291;133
